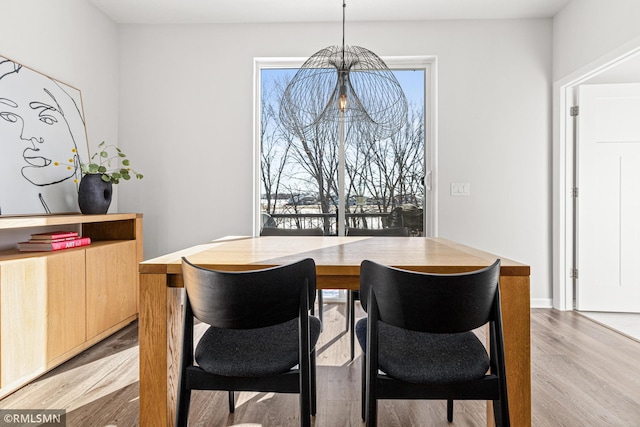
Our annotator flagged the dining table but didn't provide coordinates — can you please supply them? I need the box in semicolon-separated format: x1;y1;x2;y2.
138;235;531;426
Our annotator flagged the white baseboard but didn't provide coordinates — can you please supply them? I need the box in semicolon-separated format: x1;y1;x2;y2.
530;298;553;308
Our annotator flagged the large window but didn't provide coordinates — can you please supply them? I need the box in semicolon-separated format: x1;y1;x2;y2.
255;58;434;236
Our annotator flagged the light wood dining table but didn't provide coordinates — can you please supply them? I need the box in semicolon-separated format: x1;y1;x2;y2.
138;236;531;426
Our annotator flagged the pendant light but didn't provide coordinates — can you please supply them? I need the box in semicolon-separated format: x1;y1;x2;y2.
279;1;408;236
279;0;408;141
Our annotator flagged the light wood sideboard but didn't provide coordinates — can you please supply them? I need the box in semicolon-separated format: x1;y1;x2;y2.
0;213;142;399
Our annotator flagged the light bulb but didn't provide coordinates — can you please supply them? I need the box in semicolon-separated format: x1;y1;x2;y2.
339;93;348;112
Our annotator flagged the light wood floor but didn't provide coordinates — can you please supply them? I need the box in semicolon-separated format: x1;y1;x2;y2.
578;311;640;342
2;305;640;426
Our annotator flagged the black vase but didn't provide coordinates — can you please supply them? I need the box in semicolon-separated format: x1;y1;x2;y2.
78;174;113;214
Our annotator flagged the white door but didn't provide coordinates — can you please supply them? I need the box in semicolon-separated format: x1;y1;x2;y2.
576;83;640;312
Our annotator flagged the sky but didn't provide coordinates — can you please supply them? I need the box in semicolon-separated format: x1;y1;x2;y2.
261;67;425;107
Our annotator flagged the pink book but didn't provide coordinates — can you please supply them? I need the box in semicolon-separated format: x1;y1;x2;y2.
29;230;79;241
18;237;91;252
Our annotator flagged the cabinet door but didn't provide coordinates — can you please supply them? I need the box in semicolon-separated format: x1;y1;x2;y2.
46;250;87;361
0;251;86;388
85;241;137;339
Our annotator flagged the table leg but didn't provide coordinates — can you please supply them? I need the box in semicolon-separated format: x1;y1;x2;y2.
139;273;169;427
166;288;184;426
490;274;531;426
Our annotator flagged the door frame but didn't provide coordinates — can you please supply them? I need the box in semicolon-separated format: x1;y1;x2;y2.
553;36;640;310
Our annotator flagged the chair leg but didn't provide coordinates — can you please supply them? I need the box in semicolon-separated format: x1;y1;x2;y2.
316;291;323;329
360;353;366;421
228;391;235;413
175;389;191;427
349;292;355;361
365;374;377;427
494;363;510;427
346;291;352;331
300;357;312;427
447;399;453;422
311;350;317;416
492;398;510;427
299;387;311;427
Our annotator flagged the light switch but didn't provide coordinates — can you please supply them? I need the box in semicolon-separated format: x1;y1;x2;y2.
451;182;470;196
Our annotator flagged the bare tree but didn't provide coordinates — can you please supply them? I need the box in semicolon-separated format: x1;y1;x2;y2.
280;118;340;234
260;79;292;214
347;104;424;210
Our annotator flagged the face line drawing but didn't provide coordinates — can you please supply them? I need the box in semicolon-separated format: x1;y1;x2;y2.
21;91;64;174
0;57;88;214
0;72;80;187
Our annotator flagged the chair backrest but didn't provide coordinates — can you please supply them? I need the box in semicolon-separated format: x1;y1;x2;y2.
181;257;316;329
346;227;410;237
260;227;324;236
359;259;501;333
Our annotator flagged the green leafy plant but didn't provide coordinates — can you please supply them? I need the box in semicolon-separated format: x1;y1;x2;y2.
81;141;144;184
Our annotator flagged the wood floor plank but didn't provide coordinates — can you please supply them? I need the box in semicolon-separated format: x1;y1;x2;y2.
1;307;640;426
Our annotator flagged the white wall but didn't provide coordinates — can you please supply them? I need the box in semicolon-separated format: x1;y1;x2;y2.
0;0;119;247
553;0;640;81
118;19;553;303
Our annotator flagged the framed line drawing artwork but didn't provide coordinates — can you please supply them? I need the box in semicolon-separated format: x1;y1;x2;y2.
0;54;89;215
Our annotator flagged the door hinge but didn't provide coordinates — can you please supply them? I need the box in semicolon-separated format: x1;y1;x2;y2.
570;187;579;198
570;268;579;279
570;106;579;116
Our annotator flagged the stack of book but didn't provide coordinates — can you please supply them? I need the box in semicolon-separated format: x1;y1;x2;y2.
17;230;91;252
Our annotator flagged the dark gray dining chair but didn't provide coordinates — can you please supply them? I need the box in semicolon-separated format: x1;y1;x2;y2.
176;257;321;427
356;259;509;426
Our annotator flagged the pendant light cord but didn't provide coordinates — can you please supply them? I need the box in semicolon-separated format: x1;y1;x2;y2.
342;0;346;50
341;0;346;66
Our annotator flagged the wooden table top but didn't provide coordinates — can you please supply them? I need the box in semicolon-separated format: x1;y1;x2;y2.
140;236;529;279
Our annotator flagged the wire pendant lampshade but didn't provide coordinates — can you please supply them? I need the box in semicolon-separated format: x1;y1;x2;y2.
279;1;408;140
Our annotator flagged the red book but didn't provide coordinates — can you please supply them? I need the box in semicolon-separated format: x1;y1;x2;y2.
30;230;79;240
18;237;91;252
29;236;79;243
